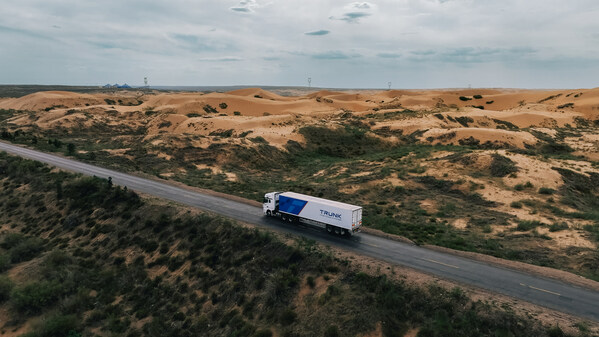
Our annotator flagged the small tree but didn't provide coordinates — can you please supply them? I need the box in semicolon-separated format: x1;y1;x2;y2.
67;143;76;155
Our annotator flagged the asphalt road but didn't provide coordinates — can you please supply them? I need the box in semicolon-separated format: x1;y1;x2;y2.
1;141;598;322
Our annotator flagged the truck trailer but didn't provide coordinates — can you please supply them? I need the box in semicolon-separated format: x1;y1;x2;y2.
263;191;362;236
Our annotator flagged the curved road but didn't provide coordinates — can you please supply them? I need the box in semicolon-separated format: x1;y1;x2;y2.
1;141;598;322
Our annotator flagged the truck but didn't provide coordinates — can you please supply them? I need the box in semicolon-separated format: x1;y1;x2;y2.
263;191;362;236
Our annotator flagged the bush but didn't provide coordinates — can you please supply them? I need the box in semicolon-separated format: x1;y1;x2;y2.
234;111;241;116
219;102;228;109
324;325;341;337
11;280;64;314
510;201;522;209
473;94;483;99
455;116;474;127
67;143;76;155
203;105;218;114
516;220;545;231
279;308;296;326
252;329;272;337
538;187;555;195
0;253;10;271
0;276;14;302
9;237;44;263
29;314;79;337
489;154;518;177
459;96;472;101
306;276;315;288
549;223;569;232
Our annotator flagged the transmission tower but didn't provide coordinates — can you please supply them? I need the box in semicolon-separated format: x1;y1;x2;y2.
388;81;391;90
308;77;311;88
144;77;149;88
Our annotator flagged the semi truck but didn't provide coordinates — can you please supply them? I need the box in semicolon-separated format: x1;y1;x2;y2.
263;191;362;236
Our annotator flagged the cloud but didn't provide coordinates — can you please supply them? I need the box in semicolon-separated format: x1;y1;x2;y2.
198;56;243;62
377;52;401;59
230;0;259;13
170;34;238;53
330;2;375;23
352;2;371;9
305;30;330;36
312;51;360;60
408;47;537;63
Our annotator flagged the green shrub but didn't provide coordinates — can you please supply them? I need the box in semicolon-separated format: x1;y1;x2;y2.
324;325;341;337
516;221;545;231
459;96;472;101
187;113;201;117
306;276;315;288
32;314;79;337
510;201;522;209
490;154;518;177
11;280;64;314
538;187;555;195
250;136;268;144
279;308;296;326
67;143;76;155
549;223;569;232
9;237;44;263
203;105;218;114
0;253;10;271
219;102;228;109
252;329;272;337
473;94;483;99
455;116;474;127
0;276;14;302
234;111;241;116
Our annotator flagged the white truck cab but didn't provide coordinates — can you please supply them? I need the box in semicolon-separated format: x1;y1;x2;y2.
263;192;280;216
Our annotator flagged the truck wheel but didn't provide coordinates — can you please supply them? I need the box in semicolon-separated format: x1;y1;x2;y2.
281;214;287;221
340;228;346;236
326;225;332;233
334;227;340;235
266;210;272;216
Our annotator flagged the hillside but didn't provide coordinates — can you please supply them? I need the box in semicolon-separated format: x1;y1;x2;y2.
0;87;598;284
1;152;588;336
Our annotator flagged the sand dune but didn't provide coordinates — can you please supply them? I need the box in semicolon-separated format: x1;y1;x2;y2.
2;87;598;153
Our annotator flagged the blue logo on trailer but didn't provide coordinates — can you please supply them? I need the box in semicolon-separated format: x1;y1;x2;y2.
320;210;342;220
279;196;308;215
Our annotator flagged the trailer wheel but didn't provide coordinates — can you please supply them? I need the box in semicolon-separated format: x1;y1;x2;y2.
340;228;346;236
326;225;332;233
288;216;293;223
281;214;287;221
334;227;340;235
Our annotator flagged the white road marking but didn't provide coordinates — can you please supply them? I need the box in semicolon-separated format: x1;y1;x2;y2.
422;258;460;269
520;283;561;296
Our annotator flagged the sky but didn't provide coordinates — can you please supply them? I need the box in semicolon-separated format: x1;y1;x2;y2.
1;0;598;89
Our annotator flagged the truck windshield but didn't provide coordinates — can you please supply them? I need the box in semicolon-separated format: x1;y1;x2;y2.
263;197;268;203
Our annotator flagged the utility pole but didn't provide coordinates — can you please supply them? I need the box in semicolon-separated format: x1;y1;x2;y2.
308;77;312;88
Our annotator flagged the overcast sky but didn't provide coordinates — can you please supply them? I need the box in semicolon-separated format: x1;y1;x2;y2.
1;0;598;88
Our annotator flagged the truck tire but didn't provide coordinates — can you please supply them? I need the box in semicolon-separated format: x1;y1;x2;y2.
266;210;272;216
326;225;332;233
340;228;346;236
281;214;287;221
